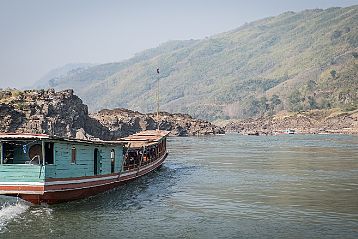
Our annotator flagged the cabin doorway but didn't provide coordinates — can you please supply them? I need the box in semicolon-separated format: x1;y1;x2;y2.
94;148;99;175
45;142;54;164
110;149;115;173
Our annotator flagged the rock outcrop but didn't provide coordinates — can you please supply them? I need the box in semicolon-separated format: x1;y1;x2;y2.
91;108;225;137
224;109;358;135
0;89;110;139
0;89;225;139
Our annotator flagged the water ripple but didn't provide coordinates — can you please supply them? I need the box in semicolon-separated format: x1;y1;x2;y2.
1;134;358;238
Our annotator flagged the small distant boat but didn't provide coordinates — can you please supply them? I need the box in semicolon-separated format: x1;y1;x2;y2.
0;130;169;204
284;129;296;134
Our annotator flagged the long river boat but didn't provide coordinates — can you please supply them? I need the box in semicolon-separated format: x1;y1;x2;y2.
0;130;169;204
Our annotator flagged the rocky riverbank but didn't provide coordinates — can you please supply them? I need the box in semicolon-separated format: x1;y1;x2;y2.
0;89;224;139
91;108;224;138
223;110;358;135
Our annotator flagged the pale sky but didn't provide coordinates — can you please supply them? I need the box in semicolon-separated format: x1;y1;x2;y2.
0;0;357;88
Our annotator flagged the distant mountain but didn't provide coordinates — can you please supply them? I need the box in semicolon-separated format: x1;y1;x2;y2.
33;63;96;89
37;6;358;120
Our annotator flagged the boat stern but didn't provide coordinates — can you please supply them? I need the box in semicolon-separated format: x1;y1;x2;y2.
0;164;45;197
0;135;47;201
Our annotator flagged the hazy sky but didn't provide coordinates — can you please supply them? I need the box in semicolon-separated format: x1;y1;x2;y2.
0;0;357;88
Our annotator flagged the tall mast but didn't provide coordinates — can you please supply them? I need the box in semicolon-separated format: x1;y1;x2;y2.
156;68;160;131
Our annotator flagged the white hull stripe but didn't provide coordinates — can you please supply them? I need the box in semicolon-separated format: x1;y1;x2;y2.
45;175;119;186
45;181;117;192
0;175;119;187
0;182;44;186
0;190;43;195
119;170;137;177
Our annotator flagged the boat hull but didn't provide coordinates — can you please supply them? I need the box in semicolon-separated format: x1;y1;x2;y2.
12;153;168;204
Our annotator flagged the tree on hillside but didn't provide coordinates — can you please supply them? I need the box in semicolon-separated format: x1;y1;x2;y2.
266;94;282;115
271;95;281;106
258;96;268;115
330;70;337;78
244;97;260;118
289;89;304;112
307;96;318;110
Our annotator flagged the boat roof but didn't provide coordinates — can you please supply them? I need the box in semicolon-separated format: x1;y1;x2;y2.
119;130;170;148
0;130;170;147
0;133;123;146
0;133;50;139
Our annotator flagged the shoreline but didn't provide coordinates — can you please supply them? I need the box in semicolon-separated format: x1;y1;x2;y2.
224;130;358;136
220;109;358;136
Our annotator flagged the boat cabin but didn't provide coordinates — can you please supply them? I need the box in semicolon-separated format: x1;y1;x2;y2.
0;133;123;186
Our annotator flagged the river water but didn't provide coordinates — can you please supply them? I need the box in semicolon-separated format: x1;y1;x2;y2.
0;134;357;238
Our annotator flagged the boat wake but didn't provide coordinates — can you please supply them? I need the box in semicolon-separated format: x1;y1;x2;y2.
0;197;30;232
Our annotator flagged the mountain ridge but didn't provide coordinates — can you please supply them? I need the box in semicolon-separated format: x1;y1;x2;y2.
35;6;358;120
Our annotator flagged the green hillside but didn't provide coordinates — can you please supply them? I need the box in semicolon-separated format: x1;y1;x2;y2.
38;6;358;120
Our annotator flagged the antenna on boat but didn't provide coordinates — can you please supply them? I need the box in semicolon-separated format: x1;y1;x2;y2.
156;68;160;131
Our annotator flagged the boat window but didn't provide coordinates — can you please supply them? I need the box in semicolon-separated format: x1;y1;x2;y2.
71;146;76;164
0;140;63;165
1;141;42;165
111;149;115;173
45;142;54;164
3;143;14;164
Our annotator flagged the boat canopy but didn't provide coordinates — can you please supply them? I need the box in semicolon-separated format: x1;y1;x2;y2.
118;130;170;148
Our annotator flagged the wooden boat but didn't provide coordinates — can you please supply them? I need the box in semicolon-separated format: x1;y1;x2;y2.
284;129;296;134
0;130;169;204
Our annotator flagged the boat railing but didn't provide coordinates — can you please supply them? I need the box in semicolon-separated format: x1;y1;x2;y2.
122;148;166;172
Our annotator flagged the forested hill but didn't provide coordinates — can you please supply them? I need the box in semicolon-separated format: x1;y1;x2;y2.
36;6;358;120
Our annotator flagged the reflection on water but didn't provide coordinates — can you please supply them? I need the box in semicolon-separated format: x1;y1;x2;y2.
1;134;357;238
